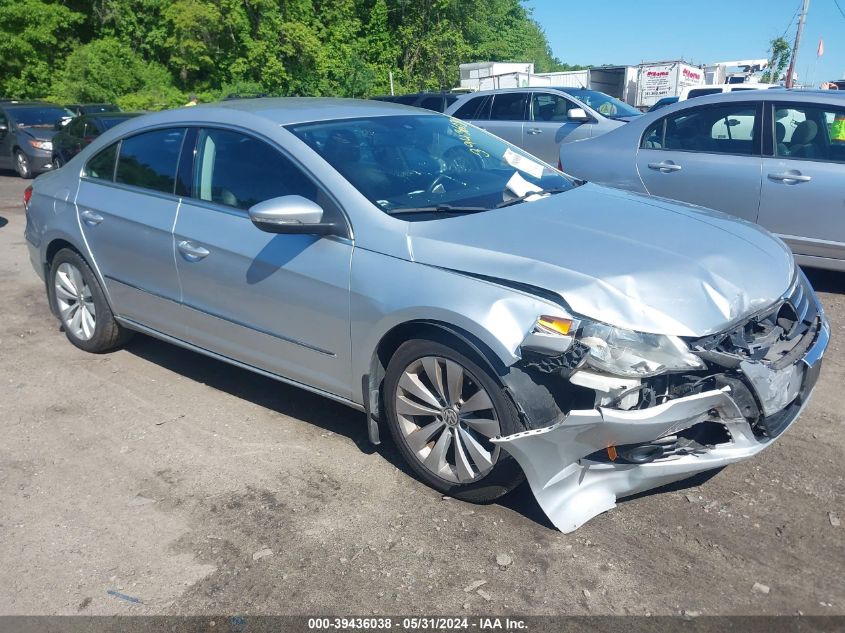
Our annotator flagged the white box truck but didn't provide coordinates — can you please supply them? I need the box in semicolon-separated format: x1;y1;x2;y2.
476;72;551;90
537;66;640;105
636;61;704;109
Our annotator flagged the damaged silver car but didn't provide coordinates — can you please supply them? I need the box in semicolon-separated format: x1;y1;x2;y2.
24;99;829;532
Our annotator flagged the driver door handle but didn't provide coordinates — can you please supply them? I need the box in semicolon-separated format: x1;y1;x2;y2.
80;209;104;226
177;240;210;261
526;127;542;135
768;172;812;183
647;162;682;172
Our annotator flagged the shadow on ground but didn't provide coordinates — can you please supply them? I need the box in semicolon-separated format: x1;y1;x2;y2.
804;266;845;295
0;216;7;229
124;332;732;532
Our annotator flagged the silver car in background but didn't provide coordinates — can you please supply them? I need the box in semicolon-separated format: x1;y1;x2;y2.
445;87;641;164
24;98;828;532
561;90;845;271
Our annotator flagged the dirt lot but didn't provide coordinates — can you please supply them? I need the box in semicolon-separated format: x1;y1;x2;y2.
0;172;843;617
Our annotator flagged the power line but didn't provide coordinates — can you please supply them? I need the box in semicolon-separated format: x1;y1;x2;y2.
780;1;802;38
834;0;845;19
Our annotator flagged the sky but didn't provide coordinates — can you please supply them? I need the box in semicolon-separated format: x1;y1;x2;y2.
527;0;845;85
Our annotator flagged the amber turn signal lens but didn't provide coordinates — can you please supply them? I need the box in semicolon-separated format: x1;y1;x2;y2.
607;446;618;462
537;316;573;336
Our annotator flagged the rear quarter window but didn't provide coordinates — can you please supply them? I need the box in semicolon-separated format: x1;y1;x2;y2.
84;143;118;181
452;96;490;120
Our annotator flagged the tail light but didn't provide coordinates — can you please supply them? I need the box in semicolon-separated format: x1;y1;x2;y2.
23;185;33;208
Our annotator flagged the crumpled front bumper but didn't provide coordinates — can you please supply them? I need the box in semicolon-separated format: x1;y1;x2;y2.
494;310;829;534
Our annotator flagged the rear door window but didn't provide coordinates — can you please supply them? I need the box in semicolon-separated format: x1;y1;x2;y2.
489;93;529;121
115;128;186;194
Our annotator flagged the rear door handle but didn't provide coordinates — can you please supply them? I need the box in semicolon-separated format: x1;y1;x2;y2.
647;161;682;172
768;172;812;183
526;127;542;135
177;240;210;261
79;209;104;226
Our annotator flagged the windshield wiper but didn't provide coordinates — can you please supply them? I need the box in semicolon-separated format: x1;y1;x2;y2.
388;204;488;216
495;187;570;209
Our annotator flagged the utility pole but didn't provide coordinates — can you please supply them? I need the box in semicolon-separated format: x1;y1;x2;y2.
785;0;810;88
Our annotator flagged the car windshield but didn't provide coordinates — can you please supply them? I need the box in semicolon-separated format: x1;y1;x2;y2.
9;106;74;127
287;115;574;216
559;89;641;119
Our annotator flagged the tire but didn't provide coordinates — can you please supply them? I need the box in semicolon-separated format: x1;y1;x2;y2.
383;339;525;503
15;149;33;179
48;248;132;353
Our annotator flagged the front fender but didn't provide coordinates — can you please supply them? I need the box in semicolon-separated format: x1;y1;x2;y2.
350;248;570;404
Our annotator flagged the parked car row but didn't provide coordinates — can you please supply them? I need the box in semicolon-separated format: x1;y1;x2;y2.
0;100;135;178
444;87;641;164
561;90;845;271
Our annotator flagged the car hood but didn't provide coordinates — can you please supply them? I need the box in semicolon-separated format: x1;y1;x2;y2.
18;127;58;142
405;184;795;337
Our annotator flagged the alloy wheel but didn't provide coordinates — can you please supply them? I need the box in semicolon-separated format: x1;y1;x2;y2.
394;356;501;483
16;152;30;178
54;262;97;341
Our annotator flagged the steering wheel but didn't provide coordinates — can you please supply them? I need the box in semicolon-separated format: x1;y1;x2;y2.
428;173;454;193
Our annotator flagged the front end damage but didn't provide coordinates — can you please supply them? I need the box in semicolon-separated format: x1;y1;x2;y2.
494;273;830;533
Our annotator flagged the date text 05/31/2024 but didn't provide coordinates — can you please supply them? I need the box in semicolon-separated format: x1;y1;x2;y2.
307;617;528;630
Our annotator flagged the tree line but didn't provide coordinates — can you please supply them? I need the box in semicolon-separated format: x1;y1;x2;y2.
0;0;587;110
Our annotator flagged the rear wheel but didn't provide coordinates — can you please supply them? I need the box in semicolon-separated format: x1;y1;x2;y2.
384;339;525;503
48;248;132;352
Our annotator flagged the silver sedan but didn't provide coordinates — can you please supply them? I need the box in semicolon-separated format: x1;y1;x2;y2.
560;89;845;272
24;98;828;532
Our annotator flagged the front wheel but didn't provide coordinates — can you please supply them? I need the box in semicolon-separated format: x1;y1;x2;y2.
48;248;132;353
15;150;33;179
383;339;525;503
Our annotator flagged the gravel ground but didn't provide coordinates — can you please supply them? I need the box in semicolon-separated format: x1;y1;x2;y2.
0;172;842;617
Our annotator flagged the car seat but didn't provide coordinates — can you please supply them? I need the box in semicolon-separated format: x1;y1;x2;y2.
324;129;393;199
775;122;789;156
788;120;818;158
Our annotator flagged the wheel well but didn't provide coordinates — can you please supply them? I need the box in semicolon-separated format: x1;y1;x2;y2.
364;320;507;442
45;239;79;269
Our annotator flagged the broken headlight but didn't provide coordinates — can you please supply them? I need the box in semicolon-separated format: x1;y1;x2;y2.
577;320;705;377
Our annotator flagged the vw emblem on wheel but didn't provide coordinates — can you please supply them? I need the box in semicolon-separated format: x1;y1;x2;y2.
443;408;459;427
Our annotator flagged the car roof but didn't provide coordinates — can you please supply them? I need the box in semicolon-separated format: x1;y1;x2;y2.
670;88;845;106
454;87;566;97
190;97;433;124
1;101;59;108
82;111;142;119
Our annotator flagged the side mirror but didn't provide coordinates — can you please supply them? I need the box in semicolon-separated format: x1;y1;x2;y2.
248;195;336;235
567;107;590;123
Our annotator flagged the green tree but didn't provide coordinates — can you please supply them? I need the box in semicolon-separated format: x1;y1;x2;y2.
762;37;791;84
0;0;84;98
50;37;182;109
